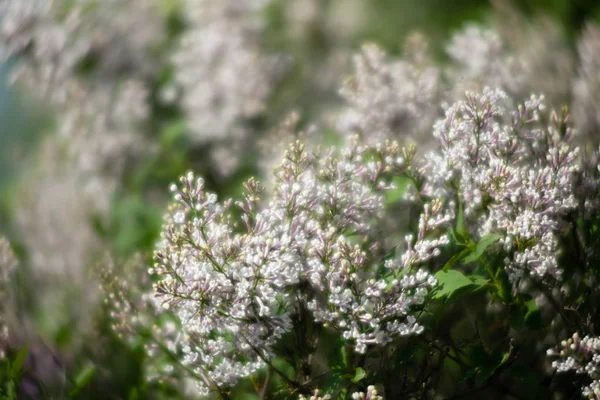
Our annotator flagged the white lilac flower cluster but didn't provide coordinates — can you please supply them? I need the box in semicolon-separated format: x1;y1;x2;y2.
0;238;16;359
280;0;367;111
339;20;600;151
98;255;187;385
257;111;319;181
338;27;518;148
0;0;157;171
0;0;163;97
172;0;283;176
424;88;579;281
307;196;448;354
573;23;600;151
99;255;148;339
0;238;16;294
338;38;440;147
298;389;332;400
548;333;600;399
13;88;149;284
445;24;527;98
297;385;382;400
488;6;574;109
284;0;367;44
171;0;371;178
0;0;161;280
351;385;384;400
0;0;162;171
150;138;446;394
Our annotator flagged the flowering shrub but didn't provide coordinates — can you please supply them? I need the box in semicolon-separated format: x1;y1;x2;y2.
98;84;600;398
426;88;579;281
3;1;600;399
549;333;600;399
144;138;448;394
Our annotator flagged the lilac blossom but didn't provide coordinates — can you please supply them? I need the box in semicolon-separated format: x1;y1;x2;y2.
424;88;579;280
489;5;574;108
297;385;383;400
445;24;527;97
0;0;164;98
1;0;159;282
148;138;444;394
351;386;384;400
15;77;151;283
573;23;600;151
172;0;282;157
338;39;440;146
548;332;600;399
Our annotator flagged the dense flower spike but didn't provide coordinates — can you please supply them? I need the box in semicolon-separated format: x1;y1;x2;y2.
0;238;16;293
573;23;600;151
258;111;316;180
0;0;164;97
489;5;574;108
1;0;159;281
297;385;383;400
351;386;384;400
339;40;440;145
337;26;526;149
298;386;383;400
170;0;287;177
14;79;151;282
98;255;187;385
445;25;526;97
338;19;597;150
298;389;331;400
172;0;281;142
425;88;579;280
151;138;442;394
549;333;600;399
308;198;447;353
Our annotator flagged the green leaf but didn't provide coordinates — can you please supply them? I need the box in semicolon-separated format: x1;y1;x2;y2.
9;347;27;378
271;358;295;382
3;380;16;399
352;367;366;383
462;234;502;264
468;274;490;290
510;298;541;330
54;324;73;348
433;270;475;300
494;266;513;303
524;298;541;328
69;365;97;397
380;246;397;266
340;345;348;369
127;388;140;400
443;247;473;271
230;392;260;400
466;346;510;386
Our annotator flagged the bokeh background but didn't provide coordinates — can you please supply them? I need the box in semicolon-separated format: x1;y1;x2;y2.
1;0;600;398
